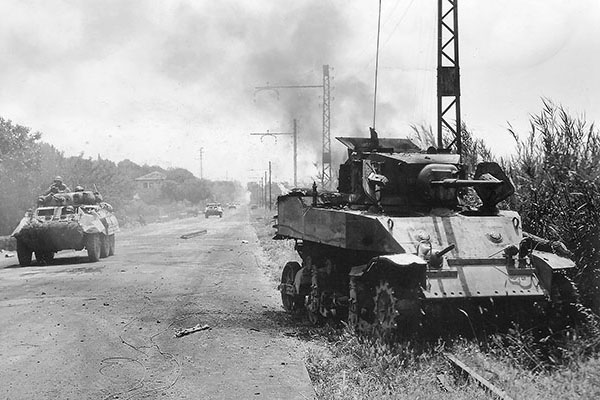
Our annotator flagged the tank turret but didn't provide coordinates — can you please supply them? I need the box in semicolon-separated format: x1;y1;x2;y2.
337;130;514;215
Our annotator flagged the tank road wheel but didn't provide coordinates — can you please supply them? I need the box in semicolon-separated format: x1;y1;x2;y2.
16;240;33;267
280;261;304;313
99;234;110;258
305;255;323;326
86;234;101;262
108;234;115;256
373;280;399;341
348;277;361;331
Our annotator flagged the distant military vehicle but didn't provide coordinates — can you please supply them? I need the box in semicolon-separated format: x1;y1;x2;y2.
204;203;223;218
12;190;119;266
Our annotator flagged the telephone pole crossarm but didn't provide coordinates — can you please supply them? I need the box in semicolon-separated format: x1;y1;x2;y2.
250;132;293;136
250;119;298;187
254;84;322;91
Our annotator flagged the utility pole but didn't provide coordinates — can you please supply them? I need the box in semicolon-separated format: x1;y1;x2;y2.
264;171;268;209
437;0;461;158
199;147;204;179
268;161;272;211
250;118;298;187
254;64;332;189
259;177;263;207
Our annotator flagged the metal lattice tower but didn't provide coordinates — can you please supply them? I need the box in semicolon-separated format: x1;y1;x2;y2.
437;0;461;158
321;65;331;189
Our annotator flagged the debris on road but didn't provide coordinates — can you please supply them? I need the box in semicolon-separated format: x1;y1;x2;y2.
174;324;211;337
241;240;248;244
179;229;208;239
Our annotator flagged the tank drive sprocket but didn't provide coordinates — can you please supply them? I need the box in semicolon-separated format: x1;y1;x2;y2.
372;280;399;341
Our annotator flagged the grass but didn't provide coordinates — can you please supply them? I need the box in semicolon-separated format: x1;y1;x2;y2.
250;207;600;399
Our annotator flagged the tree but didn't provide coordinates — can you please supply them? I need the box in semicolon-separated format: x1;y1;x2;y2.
166;168;195;183
0;118;42;234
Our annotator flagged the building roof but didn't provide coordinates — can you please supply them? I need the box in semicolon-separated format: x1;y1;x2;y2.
135;171;167;181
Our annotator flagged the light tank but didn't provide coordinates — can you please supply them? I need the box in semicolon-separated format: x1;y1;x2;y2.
275;129;576;338
12;190;119;266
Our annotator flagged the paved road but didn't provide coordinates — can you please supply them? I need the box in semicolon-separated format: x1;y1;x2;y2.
0;207;315;399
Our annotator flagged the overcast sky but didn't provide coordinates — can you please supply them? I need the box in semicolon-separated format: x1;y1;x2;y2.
1;0;598;184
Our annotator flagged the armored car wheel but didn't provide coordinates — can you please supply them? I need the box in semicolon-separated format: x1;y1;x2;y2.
108;234;115;256
280;261;304;312
99;234;110;258
16;240;32;267
35;251;54;265
86;234;101;262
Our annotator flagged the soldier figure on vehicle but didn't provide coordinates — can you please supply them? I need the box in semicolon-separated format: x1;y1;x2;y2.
44;176;71;195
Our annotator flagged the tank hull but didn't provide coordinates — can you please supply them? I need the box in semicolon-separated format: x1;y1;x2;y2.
276;192;575;338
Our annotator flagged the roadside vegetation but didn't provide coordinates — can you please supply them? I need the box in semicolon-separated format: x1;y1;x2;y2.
252;100;600;399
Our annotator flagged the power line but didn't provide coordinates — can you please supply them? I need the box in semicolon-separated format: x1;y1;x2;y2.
250;119;298;187
254;65;333;189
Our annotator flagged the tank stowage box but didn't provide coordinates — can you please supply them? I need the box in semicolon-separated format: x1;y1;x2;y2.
12;190;119;266
275;132;576;339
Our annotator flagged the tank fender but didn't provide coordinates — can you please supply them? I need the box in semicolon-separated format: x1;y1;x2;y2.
531;250;575;293
80;212;106;234
377;254;427;269
351;253;427;279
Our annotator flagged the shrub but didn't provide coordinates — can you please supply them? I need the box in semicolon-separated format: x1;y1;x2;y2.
507;99;600;312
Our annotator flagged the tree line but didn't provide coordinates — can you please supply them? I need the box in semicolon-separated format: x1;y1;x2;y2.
0;117;243;235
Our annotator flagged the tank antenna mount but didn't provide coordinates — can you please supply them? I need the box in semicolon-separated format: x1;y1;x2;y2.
372;0;383;130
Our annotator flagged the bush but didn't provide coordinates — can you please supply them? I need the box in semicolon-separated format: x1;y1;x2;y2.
507;99;600;312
